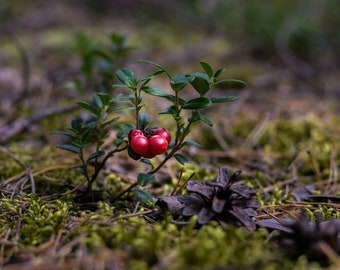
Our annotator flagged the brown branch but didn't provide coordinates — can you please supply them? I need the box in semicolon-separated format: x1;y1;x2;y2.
0;104;78;143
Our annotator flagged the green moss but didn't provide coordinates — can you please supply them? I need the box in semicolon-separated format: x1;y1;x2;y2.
0;194;75;246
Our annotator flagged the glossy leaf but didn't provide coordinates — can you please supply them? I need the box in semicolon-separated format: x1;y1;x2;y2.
138;70;164;84
71;141;92;148
71;119;83;131
93;93;103;108
215;79;246;89
116;123;135;139
57;144;81;154
116;68;137;88
138;113;150;130
51;130;77;139
77;102;100;116
159;105;177;115
182;97;212;110
80;126;94;140
138;59;167;73
140;158;153;167
96;93;112;106
193;111;213;126
182;140;202;148
199;61;214;78
174;153;192;165
210;96;239;103
142;86;175;102
112;83;128;88
110;94;135;102
214;68;225;78
137;173;155;186
190;72;211;95
171;74;194;91
102;117;120;129
108;107;125;114
133;189;153;204
86;150;105;162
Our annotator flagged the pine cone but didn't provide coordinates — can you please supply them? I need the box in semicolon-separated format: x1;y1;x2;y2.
274;214;340;266
156;167;260;230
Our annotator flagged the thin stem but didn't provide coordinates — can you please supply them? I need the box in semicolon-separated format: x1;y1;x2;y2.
113;181;138;201
89;146;128;187
174;90;181;146
79;147;90;183
134;88;140;129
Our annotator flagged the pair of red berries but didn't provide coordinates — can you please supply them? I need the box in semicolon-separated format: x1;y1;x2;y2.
128;127;171;159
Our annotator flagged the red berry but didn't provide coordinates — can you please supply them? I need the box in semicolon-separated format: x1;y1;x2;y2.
130;135;149;155
148;135;168;155
152;128;171;143
142;150;157;159
128;129;144;141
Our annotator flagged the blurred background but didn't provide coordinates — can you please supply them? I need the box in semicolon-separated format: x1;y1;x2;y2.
0;0;339;143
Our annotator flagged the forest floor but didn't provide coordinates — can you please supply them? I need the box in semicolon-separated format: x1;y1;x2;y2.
0;2;340;269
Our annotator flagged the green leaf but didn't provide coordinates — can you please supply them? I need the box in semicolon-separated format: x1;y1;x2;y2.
200;61;214;78
210;96;239;103
86;150;105;162
174;153;192;165
110;94;135;102
116;123;135;139
171;74;194;91
140;158;153;167
112;83;128;88
159;105;177;115
190;72;211;95
214;68;225;78
137;173;155;186
182;140;202;148
71;141;92;148
108;107;125;114
93;93;103;108
196;112;213;126
51;130;76;139
71;119;83;131
77;101;101;116
142;86;175;102
96;93;112;106
215;79;246;89
138;59;166;71
57;144;80;154
102;117;120;128
132;189;153;204
116;68;137;88
116;130;128;140
182;97;212;110
138;70;164;85
81;126;95;140
138;113;150;130
138;73;156;83
138;59;170;78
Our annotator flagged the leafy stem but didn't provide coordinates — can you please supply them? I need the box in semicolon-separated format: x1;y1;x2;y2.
55;60;244;203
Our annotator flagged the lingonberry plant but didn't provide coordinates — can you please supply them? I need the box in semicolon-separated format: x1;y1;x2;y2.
72;31;131;94
54;60;245;202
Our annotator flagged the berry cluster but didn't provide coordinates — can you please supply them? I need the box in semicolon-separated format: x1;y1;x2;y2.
128;127;171;159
